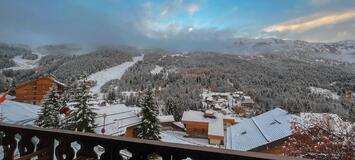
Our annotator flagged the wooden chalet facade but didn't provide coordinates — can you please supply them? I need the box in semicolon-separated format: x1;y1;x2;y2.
14;75;65;105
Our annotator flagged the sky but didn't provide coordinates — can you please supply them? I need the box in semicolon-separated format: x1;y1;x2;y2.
0;0;354;50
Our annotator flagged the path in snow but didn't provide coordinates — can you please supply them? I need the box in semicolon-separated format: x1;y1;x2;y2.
88;54;144;96
4;50;44;70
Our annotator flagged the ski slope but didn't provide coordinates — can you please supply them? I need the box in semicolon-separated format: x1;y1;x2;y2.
5;50;44;70
88;55;144;95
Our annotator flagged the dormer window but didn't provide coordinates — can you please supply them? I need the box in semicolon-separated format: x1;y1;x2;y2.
270;119;281;125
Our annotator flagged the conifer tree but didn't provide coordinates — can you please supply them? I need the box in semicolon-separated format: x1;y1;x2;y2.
6;79;16;96
166;98;179;121
35;86;61;128
138;88;160;140
65;75;97;133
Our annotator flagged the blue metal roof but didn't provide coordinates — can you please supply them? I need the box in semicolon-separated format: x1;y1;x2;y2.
226;108;297;151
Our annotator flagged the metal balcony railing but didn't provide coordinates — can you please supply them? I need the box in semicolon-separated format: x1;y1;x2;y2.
0;122;303;160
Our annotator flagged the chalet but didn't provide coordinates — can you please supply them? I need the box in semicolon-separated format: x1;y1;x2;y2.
14;75;66;105
240;96;254;107
234;95;256;117
181;110;236;145
226;108;299;153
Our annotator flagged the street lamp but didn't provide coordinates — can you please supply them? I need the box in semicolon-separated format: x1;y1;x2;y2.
101;113;107;134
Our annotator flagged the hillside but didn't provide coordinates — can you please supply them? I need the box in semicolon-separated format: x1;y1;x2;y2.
106;52;355;120
1;39;354;121
0;47;136;87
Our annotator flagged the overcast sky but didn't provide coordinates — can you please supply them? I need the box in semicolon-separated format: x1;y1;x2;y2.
0;0;354;50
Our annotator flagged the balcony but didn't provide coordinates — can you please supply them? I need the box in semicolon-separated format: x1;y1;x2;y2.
0;122;302;160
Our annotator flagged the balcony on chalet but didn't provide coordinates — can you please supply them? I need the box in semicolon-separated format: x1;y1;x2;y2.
0;122;303;160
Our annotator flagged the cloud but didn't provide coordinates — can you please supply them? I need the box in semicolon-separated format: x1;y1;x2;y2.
264;10;355;33
309;0;332;5
186;4;199;16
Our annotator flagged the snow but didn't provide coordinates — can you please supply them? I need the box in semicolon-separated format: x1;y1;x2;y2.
0;100;40;125
150;65;163;74
93;104;141;136
201;90;236;109
309;86;340;100
172;122;185;130
4;50;44;71
160;131;216;147
182;110;224;137
158;115;175;123
88;55;144;95
300;113;354;135
0;100;140;136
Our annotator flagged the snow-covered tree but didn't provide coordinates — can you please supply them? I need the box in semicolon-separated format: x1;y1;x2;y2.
284;114;355;160
106;87;116;104
6;79;16;96
138;88;160;140
35;86;61;128
65;75;97;133
166;98;180;121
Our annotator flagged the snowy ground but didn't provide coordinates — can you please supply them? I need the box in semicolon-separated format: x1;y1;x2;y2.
4;50;44;70
160;131;221;148
309;86;340;100
88;55;144;96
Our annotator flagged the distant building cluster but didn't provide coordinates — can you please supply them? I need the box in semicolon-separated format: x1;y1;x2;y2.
201;90;255;117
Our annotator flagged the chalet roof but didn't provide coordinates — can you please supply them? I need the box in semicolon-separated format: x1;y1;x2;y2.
0;100;39;125
182;110;224;137
241;96;254;104
226;108;298;151
16;74;66;89
94;104;141;136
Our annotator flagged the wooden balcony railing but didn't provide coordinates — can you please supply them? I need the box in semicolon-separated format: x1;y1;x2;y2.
0;122;303;160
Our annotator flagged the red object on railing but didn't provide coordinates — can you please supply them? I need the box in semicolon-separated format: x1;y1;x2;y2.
0;91;8;103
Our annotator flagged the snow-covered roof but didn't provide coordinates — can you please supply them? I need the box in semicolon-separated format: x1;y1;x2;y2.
182;110;209;123
208;116;224;137
241;96;254;104
0;100;141;136
182;110;224;137
16;74;66;89
94;104;141;136
0;100;40;125
226;108;297;151
159;115;175;123
206;96;214;101
172;122;185;129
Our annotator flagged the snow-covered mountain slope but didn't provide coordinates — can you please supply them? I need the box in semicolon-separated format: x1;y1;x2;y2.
5;50;44;70
0;100;40;124
88;54;144;95
232;38;355;55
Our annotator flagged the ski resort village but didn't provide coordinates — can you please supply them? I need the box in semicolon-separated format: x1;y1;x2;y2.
0;49;354;160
